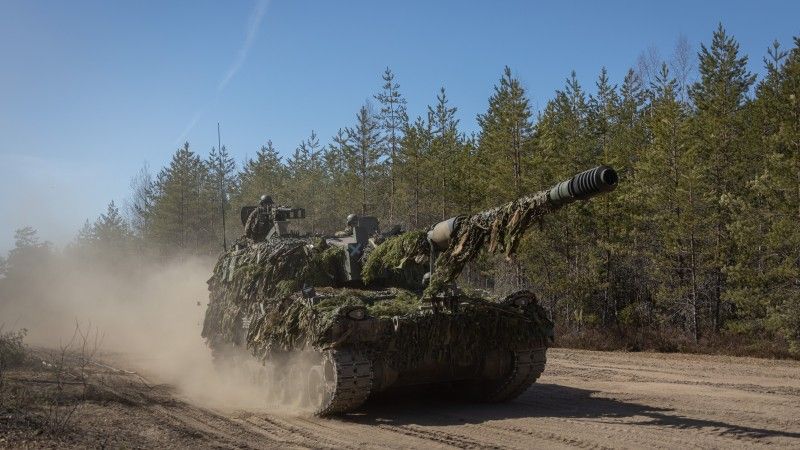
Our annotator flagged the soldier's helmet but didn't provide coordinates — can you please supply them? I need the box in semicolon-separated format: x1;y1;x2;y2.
260;195;274;206
346;213;358;227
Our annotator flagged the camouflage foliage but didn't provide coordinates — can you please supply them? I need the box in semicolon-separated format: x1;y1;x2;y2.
202;230;554;370
361;230;429;287
202;237;345;348
241;286;552;371
426;191;554;295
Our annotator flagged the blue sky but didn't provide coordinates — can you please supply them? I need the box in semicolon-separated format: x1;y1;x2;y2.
1;0;798;254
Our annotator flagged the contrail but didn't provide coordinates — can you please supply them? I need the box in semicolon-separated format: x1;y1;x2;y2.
218;0;270;91
175;108;206;147
174;0;270;146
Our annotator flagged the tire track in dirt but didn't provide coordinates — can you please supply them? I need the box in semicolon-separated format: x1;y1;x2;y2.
242;414;350;449
392;409;610;449
149;404;275;449
378;423;501;448
552;360;800;396
250;348;799;449
538;349;800;448
420;396;736;450
75;348;800;449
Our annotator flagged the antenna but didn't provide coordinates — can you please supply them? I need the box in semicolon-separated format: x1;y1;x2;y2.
218;122;228;252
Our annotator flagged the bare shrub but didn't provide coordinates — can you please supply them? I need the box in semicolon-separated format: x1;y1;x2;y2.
42;322;103;435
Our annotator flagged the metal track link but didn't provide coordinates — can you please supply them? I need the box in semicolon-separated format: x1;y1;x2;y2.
484;347;547;402
314;349;373;416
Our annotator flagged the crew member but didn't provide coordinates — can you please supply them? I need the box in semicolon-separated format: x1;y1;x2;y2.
334;213;358;238
245;195;275;241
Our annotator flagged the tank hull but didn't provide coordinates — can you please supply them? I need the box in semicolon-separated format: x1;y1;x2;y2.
322;298;552;393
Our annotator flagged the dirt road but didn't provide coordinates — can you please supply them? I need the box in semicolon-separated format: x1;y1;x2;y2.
4;348;799;448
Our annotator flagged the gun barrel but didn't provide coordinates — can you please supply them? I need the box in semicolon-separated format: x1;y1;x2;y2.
428;166;618;251
547;165;618;207
423;165;619;295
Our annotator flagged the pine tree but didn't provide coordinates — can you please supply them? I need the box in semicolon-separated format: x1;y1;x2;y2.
127;163;155;239
12;227;41;249
636;63;702;339
477;66;535;201
207;145;237;249
397;116;432;228
149;142;213;256
92;201;131;244
238;140;286;205
689;24;756;333
524;72;598;327
285;131;326;234
4;227;51;281
342;105;385;216
726;37;800;352
72;201;134;264
428;88;460;219
374;68;408;225
599;69;647;329
320;131;351;231
587;67;622;327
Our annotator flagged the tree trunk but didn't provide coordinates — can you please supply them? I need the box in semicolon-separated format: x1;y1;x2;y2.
688;181;700;343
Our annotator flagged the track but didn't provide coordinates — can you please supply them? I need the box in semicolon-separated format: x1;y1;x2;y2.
5;348;799;449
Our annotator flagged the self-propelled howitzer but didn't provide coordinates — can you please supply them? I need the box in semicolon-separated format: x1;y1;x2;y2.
201;166;618;416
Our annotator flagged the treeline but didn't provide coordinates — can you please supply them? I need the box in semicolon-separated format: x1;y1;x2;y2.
2;25;798;356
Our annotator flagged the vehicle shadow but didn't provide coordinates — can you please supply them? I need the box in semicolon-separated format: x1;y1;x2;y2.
342;383;800;441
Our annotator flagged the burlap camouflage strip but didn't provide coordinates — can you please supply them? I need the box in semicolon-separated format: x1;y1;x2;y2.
425;191;554;296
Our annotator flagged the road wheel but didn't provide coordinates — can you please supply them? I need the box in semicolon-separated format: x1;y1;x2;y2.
308;349;373;416
459;347;547;402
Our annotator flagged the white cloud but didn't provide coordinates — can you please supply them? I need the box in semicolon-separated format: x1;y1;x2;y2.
174;108;206;147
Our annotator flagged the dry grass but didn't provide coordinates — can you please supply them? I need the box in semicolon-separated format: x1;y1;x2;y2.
555;326;796;360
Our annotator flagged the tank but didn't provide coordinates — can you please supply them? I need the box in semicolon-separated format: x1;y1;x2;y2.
202;165;618;415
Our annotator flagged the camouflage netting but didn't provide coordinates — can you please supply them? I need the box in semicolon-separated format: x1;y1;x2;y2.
361;230;429;288
245;287;422;357
202;235;429;351
203;232;553;370
425;191;555;296
203;193;556;372
243;287;551;371
201;236;346;349
384;293;552;370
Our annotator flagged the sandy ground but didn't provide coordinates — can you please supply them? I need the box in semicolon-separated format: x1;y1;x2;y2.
3;348;799;449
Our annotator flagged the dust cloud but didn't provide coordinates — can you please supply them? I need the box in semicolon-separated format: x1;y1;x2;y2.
0;254;309;412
